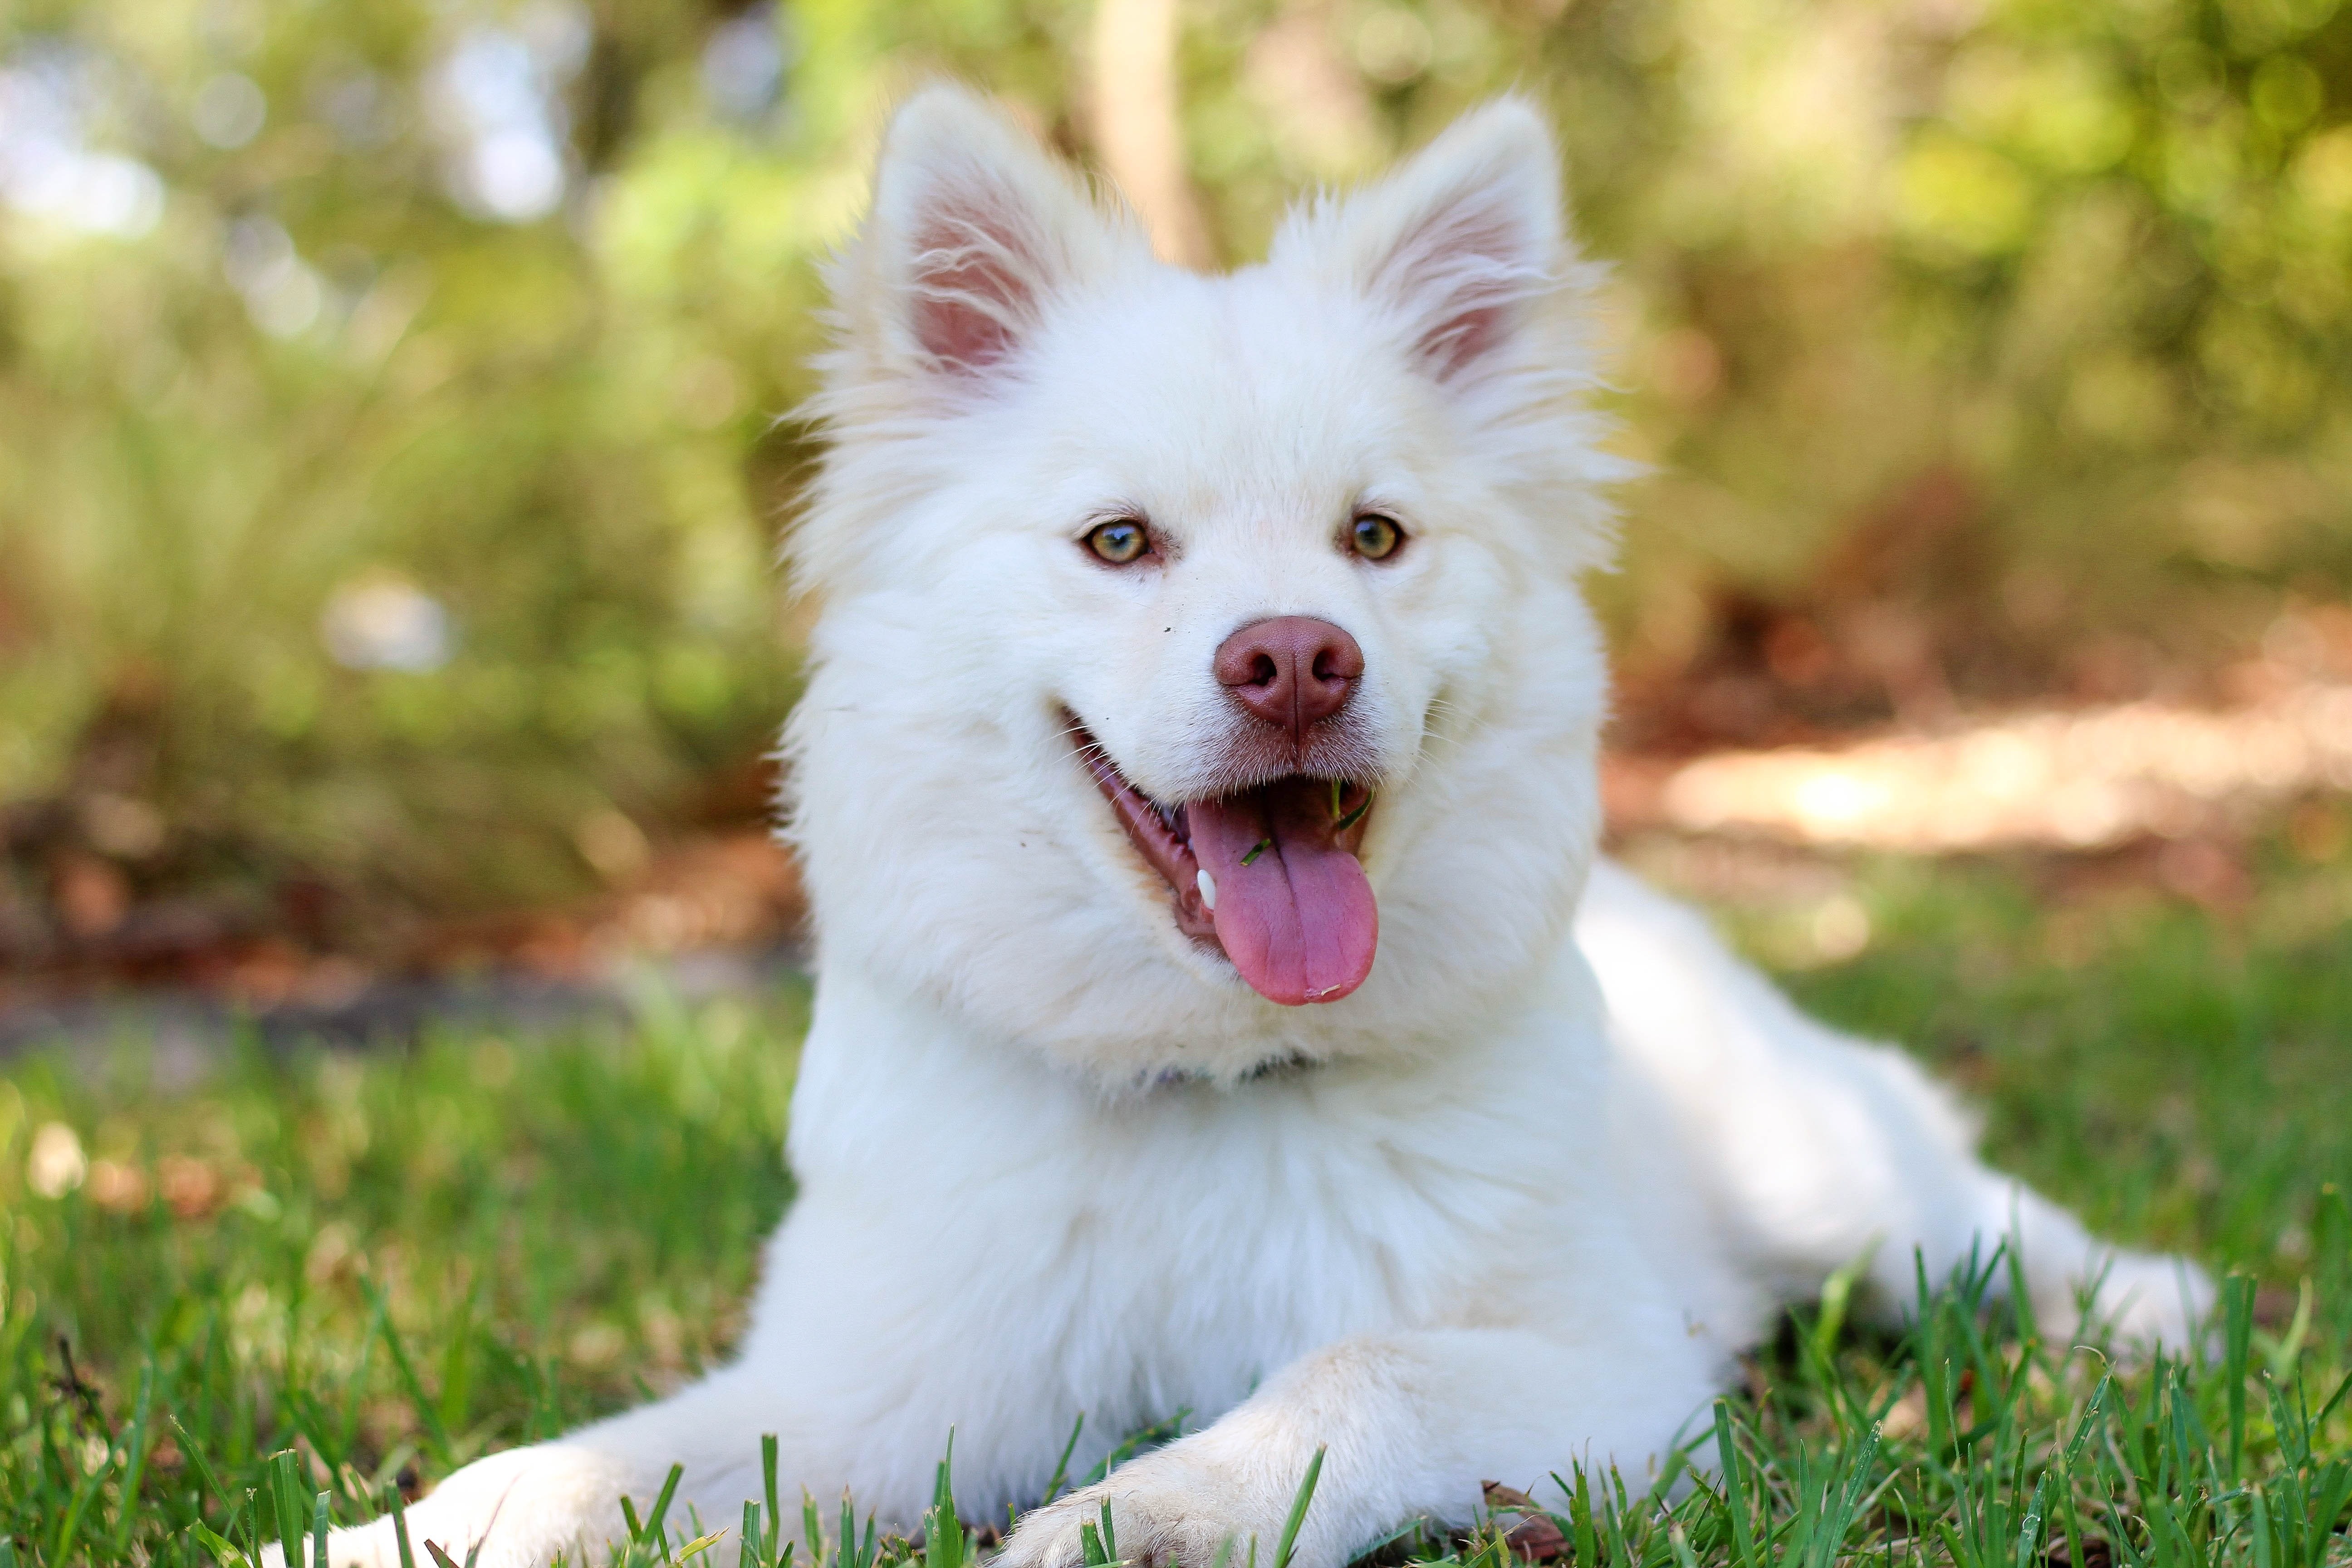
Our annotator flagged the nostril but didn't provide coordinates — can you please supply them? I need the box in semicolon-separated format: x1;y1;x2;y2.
1214;616;1363;737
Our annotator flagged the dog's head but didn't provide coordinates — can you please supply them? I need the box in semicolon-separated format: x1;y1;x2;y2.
787;86;1623;1082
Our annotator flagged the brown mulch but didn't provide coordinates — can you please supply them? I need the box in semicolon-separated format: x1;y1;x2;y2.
0;829;806;1039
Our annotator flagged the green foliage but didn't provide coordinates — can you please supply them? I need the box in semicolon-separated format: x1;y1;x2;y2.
0;0;817;913
2;861;2349;1563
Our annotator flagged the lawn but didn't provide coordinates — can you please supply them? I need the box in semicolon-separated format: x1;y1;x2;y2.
5;829;2350;1568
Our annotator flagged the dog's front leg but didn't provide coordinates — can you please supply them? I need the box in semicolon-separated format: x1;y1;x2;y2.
996;1327;1715;1568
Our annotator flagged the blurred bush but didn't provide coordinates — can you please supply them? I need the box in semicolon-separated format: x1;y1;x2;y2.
0;0;823;930
0;0;2347;933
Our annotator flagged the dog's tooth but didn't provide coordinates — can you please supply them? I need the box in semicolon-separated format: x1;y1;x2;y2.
1196;869;1217;911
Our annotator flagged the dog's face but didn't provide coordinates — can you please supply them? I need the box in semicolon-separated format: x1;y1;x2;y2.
787;88;1622;1082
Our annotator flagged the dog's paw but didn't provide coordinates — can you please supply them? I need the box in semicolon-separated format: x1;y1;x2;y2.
996;1469;1269;1568
257;1510;510;1568
257;1444;638;1568
255;1517;402;1568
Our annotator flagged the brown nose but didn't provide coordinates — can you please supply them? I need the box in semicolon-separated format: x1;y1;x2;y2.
1214;617;1364;740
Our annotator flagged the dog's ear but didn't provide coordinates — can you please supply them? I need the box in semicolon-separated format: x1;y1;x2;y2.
1272;98;1564;386
838;84;1144;387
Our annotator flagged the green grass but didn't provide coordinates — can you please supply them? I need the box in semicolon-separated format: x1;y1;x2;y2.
4;840;2350;1567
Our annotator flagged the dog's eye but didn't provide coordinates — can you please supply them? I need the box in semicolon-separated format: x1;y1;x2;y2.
1085;519;1150;565
1349;513;1403;561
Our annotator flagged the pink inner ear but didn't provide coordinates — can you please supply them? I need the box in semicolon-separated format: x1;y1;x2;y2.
908;191;1044;375
1384;196;1542;382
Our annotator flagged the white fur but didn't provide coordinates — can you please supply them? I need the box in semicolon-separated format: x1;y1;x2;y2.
304;87;2210;1568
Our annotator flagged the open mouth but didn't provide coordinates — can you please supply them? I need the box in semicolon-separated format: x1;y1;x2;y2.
1073;724;1378;1007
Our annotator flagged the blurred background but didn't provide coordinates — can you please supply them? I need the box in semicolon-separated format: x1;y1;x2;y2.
3;0;2350;1021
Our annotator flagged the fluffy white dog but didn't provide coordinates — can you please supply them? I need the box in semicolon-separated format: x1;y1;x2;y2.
311;86;2209;1568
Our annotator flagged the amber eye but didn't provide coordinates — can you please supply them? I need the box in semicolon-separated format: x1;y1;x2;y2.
1348;513;1403;561
1086;519;1150;564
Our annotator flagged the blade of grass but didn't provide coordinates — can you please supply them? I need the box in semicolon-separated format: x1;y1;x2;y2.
1044;1415;1086;1505
674;1531;730;1563
2225;1274;2257;1480
764;1436;782;1568
644;1464;686;1547
2311;1368;2352;1430
390;1484;420;1568
191;1520;259;1568
108;1361;158;1553
273;1450;310;1568
173;1414;235;1524
1713;1401;1763;1568
1273;1445;1326;1568
365;1282;455;1471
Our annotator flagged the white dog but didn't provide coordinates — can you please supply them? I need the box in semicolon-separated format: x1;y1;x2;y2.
310;86;2208;1568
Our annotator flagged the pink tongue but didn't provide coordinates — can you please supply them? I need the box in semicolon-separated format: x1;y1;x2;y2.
1186;779;1377;1006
